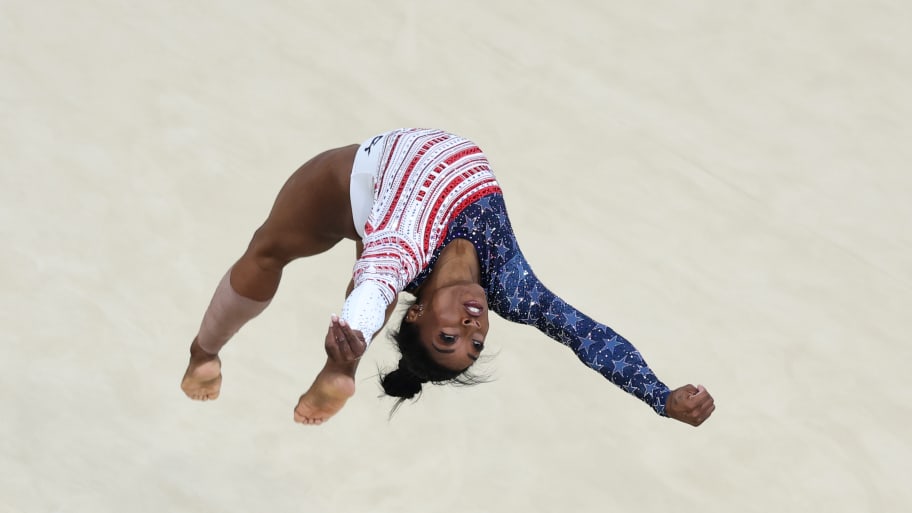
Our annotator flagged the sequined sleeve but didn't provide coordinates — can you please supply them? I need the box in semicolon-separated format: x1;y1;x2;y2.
340;230;422;346
427;194;671;415
488;252;672;416
340;281;388;347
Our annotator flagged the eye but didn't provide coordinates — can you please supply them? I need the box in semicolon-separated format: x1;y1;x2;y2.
472;340;484;351
440;333;457;344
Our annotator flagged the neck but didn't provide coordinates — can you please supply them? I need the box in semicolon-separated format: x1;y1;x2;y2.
417;239;480;295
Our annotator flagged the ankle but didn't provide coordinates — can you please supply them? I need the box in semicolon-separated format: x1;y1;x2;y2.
190;338;219;359
322;358;357;376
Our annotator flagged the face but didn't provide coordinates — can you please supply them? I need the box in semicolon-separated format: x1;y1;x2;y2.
407;283;490;371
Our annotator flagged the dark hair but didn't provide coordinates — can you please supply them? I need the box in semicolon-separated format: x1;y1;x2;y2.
380;301;488;416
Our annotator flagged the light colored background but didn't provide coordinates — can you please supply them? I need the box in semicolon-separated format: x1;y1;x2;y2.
2;1;909;512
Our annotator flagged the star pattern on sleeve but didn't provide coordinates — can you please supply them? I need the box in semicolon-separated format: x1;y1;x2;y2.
408;193;672;416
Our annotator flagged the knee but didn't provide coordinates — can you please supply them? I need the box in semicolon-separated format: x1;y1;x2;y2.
245;227;294;272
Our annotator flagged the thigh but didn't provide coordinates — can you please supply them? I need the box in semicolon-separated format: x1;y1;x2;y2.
248;144;360;267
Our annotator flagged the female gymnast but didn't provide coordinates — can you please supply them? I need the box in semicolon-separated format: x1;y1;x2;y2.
180;128;716;427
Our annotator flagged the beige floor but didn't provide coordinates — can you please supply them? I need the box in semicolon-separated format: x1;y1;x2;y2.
2;1;910;512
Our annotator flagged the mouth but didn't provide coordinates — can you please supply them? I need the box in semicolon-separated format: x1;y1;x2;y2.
464;300;485;317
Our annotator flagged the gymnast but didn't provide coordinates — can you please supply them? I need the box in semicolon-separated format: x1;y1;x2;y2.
180;128;716;427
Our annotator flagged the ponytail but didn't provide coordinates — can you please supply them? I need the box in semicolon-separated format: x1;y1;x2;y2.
379;301;490;417
380;360;427;399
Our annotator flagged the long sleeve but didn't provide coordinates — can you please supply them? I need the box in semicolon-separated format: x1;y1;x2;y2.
488;252;672;416
340;281;391;346
416;193;671;415
340;230;422;346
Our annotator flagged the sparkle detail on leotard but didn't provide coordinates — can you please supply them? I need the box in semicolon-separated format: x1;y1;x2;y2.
407;194;671;416
342;129;671;416
352;129;501;304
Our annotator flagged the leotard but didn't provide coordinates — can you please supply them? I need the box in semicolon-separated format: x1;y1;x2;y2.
341;128;671;415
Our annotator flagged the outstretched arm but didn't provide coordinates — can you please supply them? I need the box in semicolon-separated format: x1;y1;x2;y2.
489;253;714;424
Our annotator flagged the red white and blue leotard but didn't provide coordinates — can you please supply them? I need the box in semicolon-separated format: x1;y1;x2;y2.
341;128;671;415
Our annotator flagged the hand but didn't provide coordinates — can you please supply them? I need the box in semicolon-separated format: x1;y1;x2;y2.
665;384;715;427
324;314;367;364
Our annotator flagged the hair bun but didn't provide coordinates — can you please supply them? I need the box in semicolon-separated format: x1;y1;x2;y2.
381;368;424;399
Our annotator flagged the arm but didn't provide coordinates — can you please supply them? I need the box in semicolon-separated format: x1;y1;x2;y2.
311;241;377;383
490;253;716;425
453;193;713;424
347;241;397;328
489;253;672;416
307;240;372;385
291;241;400;425
327;241;397;374
340;231;420;345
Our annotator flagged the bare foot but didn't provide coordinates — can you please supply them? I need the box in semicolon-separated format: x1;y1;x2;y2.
181;338;222;401
293;365;356;425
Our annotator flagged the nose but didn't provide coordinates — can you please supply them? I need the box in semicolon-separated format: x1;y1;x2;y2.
462;317;480;328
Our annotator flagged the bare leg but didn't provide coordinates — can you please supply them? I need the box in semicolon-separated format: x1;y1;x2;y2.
180;257;278;401
181;144;360;402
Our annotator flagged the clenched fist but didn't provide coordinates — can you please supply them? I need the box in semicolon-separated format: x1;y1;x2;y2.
665;384;715;426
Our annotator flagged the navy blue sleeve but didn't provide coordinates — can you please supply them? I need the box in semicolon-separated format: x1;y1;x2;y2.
434;194;672;416
487;252;671;416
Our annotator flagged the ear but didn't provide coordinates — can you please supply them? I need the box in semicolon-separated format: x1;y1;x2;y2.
405;304;423;323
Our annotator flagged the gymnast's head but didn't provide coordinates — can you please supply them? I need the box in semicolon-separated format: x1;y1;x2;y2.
380;282;490;410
